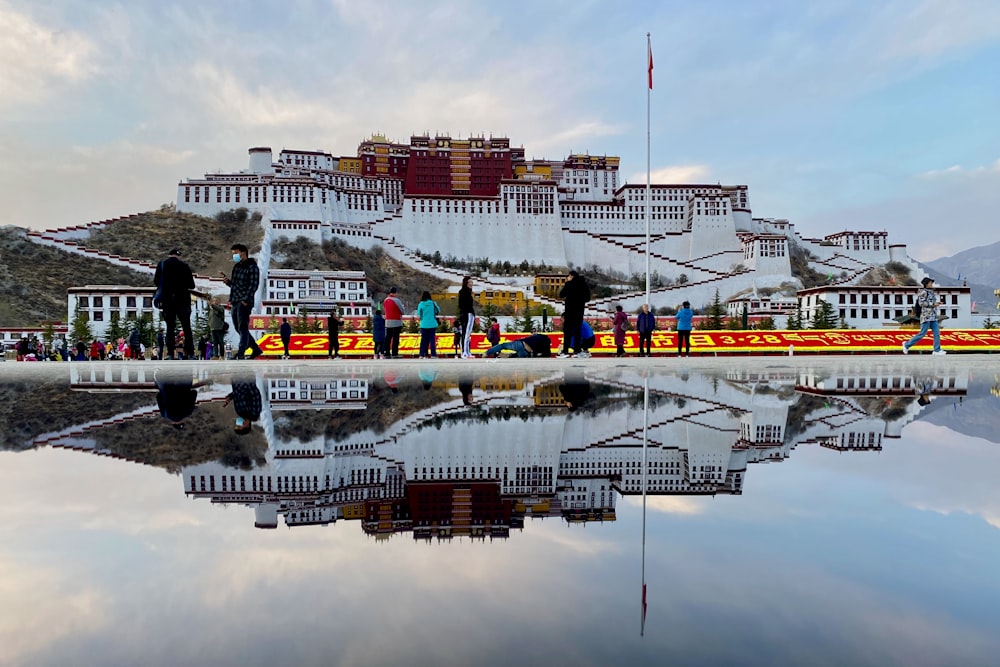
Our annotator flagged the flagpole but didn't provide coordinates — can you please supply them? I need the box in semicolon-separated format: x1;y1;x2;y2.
645;33;652;307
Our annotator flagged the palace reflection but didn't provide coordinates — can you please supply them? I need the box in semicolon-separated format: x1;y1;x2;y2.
14;363;973;538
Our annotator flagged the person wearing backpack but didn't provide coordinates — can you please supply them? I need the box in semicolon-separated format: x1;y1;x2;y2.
486;317;501;347
902;277;947;355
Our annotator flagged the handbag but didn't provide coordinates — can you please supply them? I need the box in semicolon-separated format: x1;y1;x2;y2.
153;260;164;309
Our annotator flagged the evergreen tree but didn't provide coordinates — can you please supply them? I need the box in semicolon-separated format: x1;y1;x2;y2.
70;310;93;343
702;290;726;330
41;321;56;347
106;314;127;342
137;313;157;346
757;316;776;330
516;305;535;332
810;300;838;329
786;303;803;330
292;307;310;334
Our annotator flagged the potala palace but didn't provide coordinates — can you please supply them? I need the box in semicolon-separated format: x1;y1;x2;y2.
174;133;927;319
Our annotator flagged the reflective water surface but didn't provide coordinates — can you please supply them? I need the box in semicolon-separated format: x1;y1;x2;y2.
2;359;999;666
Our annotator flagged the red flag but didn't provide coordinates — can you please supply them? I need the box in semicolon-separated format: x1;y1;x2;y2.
647;41;654;90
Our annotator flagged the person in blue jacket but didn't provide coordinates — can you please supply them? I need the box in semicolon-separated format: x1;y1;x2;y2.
372;308;386;359
674;301;694;356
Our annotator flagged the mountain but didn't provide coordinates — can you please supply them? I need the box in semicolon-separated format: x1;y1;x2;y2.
921;242;1000;313
925;241;1000;287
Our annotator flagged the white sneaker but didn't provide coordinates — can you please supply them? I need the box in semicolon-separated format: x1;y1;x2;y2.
901;343;908;355
556;353;573;359
576;351;591;358
932;350;947;355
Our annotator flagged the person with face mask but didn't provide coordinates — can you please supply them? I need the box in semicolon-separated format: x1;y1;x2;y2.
221;243;263;359
225;372;262;435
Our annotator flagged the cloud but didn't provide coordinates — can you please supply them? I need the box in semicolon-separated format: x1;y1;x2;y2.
622;495;706;515
0;557;110;665
919;158;1000;179
0;4;98;108
628;164;711;184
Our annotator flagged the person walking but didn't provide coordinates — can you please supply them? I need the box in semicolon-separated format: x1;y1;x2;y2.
636;303;656;357
416;291;441;358
902;277;947;355
558;270;590;357
372;308;386;359
612;305;629;357
156;328;165;360
327;308;343;359
208;297;227;360
458;276;476;359
128;327;142;360
222;243;263;360
279;318;292;358
153;248;195;360
675;301;694;357
382;287;405;358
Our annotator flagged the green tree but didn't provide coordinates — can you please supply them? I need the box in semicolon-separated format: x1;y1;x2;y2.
106;314;127;342
515;305;536;332
810;300;838;329
41;321;56;347
70;310;93;343
136;313;157;346
757;316;776;330
786;303;803;330
406;317;420;333
702;290;726;330
292;307;310;334
725;317;742;330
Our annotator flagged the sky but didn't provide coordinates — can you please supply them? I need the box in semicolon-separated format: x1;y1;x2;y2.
1;0;999;262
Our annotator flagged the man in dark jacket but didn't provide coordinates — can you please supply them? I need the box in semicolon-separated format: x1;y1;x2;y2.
279;318;292;358
153;248;195;359
558;270;591;357
222;243;263;359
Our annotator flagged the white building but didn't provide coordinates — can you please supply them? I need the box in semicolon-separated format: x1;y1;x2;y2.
175;144;910;316
261;269;370;318
795;284;973;328
67;285;211;340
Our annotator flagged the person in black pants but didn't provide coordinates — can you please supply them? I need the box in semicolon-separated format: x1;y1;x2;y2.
559;270;590;357
327;308;343;358
154;248;195;360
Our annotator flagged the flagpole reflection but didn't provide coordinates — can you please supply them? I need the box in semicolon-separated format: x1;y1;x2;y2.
641;375;649;636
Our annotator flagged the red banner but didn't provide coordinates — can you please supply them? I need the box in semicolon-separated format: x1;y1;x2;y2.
248;330;1000;357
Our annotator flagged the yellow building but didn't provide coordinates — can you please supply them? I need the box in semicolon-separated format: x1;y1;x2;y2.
534;273;567;298
338;156;362;174
433;288;542;315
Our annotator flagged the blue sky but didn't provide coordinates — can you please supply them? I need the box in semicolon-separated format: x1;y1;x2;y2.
1;0;998;261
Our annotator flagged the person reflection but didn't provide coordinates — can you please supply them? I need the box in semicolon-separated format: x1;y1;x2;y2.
459;374;474;405
155;372;206;430
558;371;592;412
225;372;262;434
914;375;938;407
419;366;438;390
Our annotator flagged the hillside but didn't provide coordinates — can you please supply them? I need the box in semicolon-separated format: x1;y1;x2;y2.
82;207;265;280
2;206;455;327
0;226;151;326
270;236;454;308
